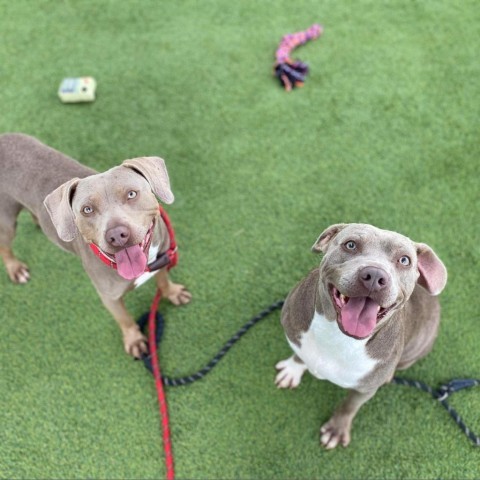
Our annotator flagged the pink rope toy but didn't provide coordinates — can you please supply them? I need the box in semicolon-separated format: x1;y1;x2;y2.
274;23;324;91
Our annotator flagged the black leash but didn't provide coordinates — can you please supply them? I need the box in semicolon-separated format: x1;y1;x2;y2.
138;300;285;385
137;299;480;447
391;377;480;446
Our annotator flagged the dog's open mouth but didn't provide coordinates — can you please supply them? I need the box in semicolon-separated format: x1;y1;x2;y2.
330;285;392;339
96;221;155;280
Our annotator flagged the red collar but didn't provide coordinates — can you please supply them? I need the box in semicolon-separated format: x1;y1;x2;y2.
89;205;178;274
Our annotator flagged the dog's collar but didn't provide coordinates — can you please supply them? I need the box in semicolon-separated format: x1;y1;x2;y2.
89;205;178;274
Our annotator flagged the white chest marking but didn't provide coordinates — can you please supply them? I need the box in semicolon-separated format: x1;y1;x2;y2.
288;311;378;389
133;243;160;288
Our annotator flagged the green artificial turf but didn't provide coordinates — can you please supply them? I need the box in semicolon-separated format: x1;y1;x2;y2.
1;0;479;478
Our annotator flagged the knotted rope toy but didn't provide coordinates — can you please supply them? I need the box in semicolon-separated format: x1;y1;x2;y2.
274;23;324;91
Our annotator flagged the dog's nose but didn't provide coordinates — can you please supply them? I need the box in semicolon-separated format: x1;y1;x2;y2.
105;225;131;247
359;266;389;292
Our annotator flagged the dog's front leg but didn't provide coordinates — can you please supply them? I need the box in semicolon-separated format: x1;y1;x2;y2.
320;388;377;449
275;354;308;388
155;268;192;305
99;293;148;358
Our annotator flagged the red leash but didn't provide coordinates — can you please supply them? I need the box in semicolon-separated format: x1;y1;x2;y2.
148;289;175;480
147;206;178;479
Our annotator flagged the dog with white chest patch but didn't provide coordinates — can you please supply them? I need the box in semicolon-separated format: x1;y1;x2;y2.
275;223;447;449
0;133;191;358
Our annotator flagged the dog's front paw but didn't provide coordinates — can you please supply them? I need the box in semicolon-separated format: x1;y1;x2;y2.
320;417;352;449
6;259;30;284
275;355;307;388
165;282;192;306
123;327;148;359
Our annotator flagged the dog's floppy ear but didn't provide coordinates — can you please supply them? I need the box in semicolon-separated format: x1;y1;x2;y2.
415;243;447;295
416;243;447;295
43;178;80;242
122;156;174;204
312;224;347;254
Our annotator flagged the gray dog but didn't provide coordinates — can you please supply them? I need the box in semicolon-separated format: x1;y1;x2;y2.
275;223;447;448
0;133;191;357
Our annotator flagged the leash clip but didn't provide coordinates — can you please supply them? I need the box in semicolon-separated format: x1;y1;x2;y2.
148;252;170;272
435;379;480;402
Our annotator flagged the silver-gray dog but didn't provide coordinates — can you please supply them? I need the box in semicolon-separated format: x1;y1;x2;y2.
276;223;447;448
0;133;191;357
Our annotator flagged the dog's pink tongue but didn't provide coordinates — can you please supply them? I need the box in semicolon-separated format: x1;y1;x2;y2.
340;297;379;338
115;245;147;280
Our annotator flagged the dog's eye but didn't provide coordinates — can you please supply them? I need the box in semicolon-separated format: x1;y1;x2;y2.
127;190;137;200
82;206;94;215
399;255;411;266
345;240;357;251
